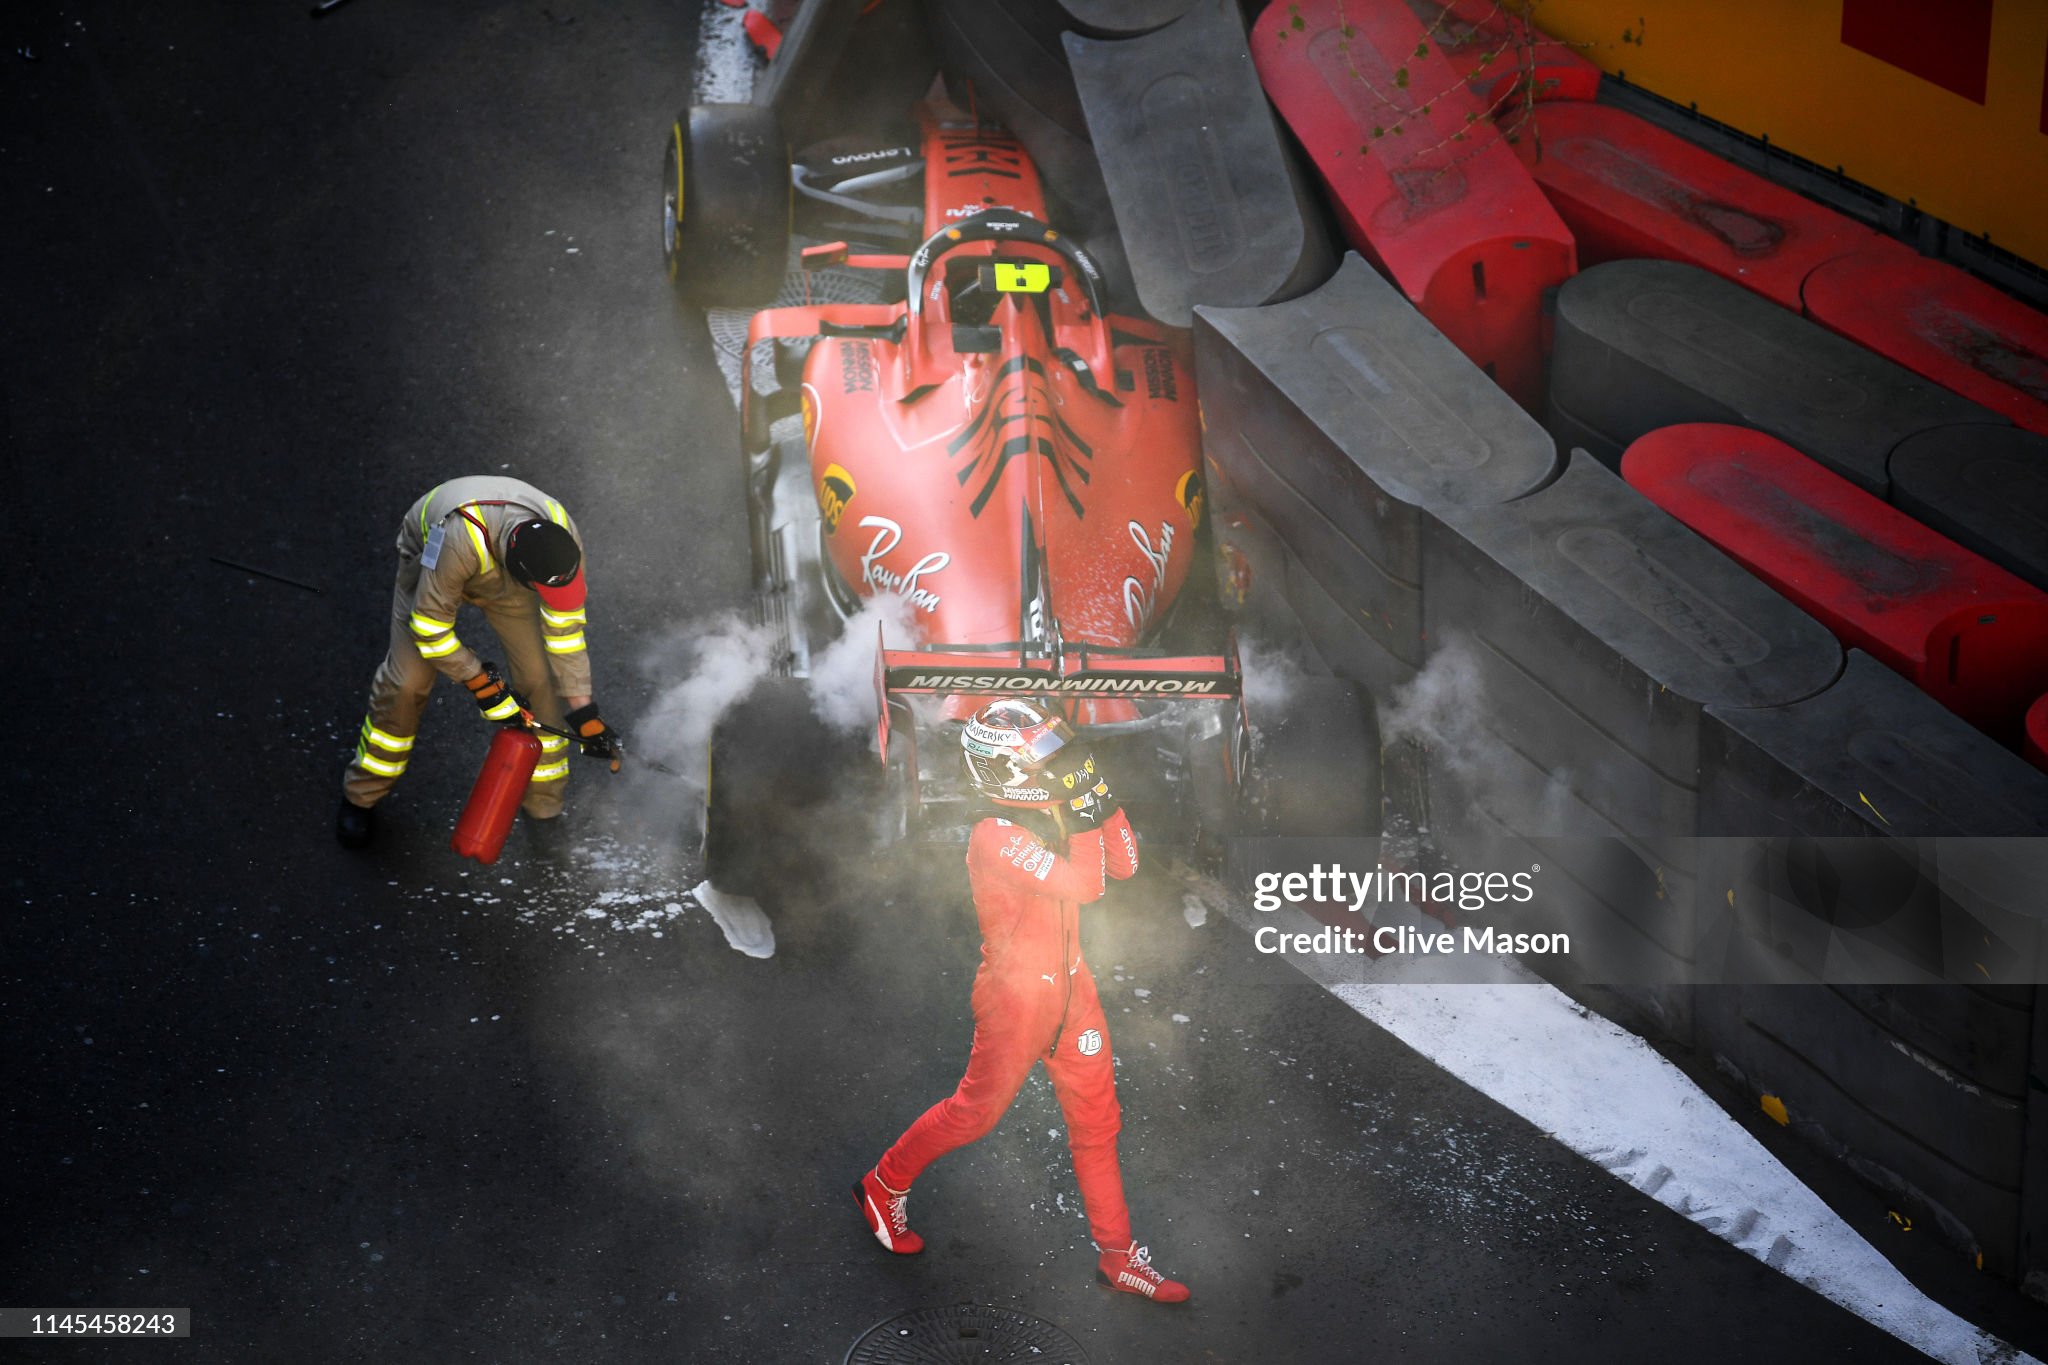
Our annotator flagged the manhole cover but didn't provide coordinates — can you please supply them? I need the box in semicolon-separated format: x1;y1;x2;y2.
844;1304;1089;1364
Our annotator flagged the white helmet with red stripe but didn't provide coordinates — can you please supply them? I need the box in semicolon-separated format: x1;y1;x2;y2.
961;699;1077;807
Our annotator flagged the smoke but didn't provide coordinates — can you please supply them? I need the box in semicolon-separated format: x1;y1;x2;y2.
1383;634;1581;838
623;594;926;807
804;594;924;732
1381;634;1493;785
1235;630;1322;714
632;612;780;794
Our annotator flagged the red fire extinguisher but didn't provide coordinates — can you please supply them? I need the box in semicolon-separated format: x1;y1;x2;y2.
452;726;542;864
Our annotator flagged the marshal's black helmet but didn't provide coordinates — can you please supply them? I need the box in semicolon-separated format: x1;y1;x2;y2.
505;519;582;601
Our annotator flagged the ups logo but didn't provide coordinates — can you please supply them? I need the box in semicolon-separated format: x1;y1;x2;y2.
818;464;856;533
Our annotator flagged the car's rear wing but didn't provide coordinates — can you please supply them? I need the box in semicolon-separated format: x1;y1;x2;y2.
879;653;1241;697
871;627;1250;790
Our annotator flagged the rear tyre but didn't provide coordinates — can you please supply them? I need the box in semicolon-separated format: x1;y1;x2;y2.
701;678;880;908
1241;676;1381;836
663;104;791;308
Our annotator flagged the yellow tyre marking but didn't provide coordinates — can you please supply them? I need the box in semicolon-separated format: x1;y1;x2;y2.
667;119;685;282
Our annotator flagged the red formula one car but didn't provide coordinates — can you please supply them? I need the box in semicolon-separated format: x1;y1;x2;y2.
662;94;1378;898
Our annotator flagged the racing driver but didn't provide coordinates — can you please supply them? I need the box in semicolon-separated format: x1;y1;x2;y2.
853;699;1191;1304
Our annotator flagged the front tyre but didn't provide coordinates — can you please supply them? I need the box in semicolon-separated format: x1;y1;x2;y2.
662;103;791;308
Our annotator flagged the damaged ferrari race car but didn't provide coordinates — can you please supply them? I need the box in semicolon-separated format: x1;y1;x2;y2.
661;94;1380;904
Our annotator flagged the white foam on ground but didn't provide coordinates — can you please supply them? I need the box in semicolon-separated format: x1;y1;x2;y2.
1212;889;2032;1364
690;879;775;958
692;0;757;105
1338;983;2040;1365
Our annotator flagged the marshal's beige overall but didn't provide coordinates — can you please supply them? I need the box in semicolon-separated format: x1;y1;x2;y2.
343;477;592;818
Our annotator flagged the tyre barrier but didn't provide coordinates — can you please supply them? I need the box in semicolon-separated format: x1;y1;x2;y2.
1066;0;1336;326
1056;0;1196;38
1703;651;2048;842
1399;0;1600;112
1889;424;2048;594
1622;424;2048;746
1193;254;1558;697
1700;655;2048;991
1550;260;2004;493
1697;979;2037;1277
1201;267;2048;1286
1517;102;1897;311
1424;452;1842;1007
1804;248;2048;439
1250;0;1575;410
1690;656;2048;1275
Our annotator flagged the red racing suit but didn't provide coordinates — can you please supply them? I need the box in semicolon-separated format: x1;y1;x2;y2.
877;808;1141;1249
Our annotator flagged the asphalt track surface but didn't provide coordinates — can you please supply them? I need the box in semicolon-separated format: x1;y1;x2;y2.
0;3;2033;1362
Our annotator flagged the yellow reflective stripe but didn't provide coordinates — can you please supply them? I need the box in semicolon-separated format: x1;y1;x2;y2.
417;633;464;659
540;605;586;627
481;697;521;721
543;632;587;654
354;748;408;778
360;719;415;752
538;733;571;753
410;611;455;638
531;759;571;781
420;484;443;539
462;515;493;574
545;498;568;527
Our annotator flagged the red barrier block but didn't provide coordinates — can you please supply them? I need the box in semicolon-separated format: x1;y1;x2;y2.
1252;0;1574;410
1517;103;1899;311
2027;695;2048;773
1400;0;1601;112
1804;250;2048;437
1623;423;2048;745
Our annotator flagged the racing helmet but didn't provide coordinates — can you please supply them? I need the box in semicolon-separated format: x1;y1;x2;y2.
961;699;1079;806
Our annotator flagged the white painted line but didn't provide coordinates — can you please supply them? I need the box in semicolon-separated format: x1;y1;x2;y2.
1223;892;2034;1365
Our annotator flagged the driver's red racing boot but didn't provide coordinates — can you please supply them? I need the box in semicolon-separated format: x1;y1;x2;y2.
1097;1243;1191;1303
854;1169;924;1254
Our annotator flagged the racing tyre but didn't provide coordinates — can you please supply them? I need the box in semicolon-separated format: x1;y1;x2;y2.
662;104;791;308
701;677;876;907
1241;676;1381;836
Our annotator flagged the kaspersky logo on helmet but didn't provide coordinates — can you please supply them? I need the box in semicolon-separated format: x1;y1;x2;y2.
963;701;1070;805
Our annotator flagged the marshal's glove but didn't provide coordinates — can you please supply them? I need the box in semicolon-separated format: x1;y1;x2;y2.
465;664;527;724
565;702;624;770
1051;753;1115;832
